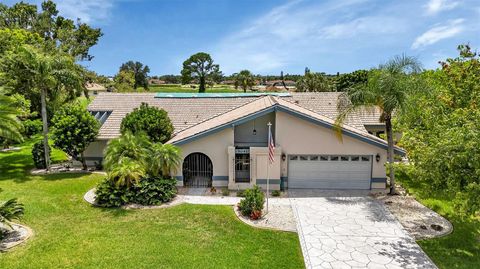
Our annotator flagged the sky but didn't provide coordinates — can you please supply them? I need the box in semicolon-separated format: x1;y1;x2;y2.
5;0;480;76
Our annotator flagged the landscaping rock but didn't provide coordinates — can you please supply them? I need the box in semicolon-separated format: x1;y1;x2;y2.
0;223;33;252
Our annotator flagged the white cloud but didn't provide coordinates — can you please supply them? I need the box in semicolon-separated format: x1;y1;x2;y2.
212;0;406;74
425;0;460;15
412;19;465;49
55;0;115;24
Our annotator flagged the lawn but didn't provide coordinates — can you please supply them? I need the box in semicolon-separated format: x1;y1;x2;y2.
0;139;304;269
396;169;480;269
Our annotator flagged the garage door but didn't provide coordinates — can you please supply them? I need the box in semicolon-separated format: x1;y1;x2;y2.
288;155;372;189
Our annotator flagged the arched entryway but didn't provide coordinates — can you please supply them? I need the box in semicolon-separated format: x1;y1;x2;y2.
183;153;213;187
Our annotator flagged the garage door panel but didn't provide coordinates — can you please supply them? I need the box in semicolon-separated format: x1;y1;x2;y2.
288;155;371;189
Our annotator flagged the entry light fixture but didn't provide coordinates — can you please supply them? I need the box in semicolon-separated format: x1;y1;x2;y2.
282;154;286;161
375;153;381;162
253;120;257;135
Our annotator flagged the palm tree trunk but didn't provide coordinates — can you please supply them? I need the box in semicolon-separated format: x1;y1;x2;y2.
385;115;396;194
40;88;50;171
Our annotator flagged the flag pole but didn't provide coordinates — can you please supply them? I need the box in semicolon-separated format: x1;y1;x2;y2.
266;122;272;214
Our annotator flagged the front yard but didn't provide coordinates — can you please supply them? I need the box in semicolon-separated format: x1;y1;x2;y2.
0;140;304;269
397;171;480;269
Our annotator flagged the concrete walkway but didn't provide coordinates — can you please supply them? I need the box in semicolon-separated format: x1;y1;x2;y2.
291;197;437;269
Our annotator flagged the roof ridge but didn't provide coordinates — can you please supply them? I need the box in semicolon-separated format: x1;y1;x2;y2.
173;96;269;135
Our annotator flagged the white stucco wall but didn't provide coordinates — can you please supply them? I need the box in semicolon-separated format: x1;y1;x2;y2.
81;140;108;166
234;113;275;146
275;111;387;188
175;128;234;187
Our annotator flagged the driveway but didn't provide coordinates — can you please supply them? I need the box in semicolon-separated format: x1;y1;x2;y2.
291;196;437;269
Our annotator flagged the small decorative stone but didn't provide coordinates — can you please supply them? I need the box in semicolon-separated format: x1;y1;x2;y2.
430;224;443;231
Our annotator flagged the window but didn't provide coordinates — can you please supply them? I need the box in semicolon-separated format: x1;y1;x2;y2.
320;156;329;161
289;156;298;161
361;156;370;162
341;156;349;161
351;156;360;161
310;156;318;161
299;156;308;161
330;156;339;161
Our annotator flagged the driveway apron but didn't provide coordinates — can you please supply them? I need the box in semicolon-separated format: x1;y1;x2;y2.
291;197;437;269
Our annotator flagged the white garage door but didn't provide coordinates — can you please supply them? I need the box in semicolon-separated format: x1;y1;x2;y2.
288;155;372;189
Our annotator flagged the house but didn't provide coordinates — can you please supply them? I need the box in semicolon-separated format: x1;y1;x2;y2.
84;92;405;191
148;79;166;85
85;82;108;96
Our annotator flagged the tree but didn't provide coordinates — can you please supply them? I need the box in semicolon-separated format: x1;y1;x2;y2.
113;70;135;92
120;103;173;143
234;70;255;92
296;70;334;92
108;157;146;187
397;45;480;215
51;103;99;170
147;143;181;178
0;0;102;61
103;132;151;172
119;61;150;90
336;70;369;91
336;55;423;194
181;52;221;93
1;45;84;170
0;94;23;142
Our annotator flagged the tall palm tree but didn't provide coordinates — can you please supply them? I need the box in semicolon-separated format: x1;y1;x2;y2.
336;55;422;194
147;143;182;178
234;70;255;93
1;45;83;170
107;157;146;187
103;131;151;172
0;94;23;142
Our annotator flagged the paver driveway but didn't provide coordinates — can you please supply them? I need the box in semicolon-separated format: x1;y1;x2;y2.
291;196;437;269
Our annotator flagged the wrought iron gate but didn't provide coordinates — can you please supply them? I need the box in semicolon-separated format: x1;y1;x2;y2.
183;153;213;187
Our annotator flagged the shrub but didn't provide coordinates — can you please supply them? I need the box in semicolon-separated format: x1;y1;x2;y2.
236;190;245;197
23;119;42;137
0;188;24;229
95;177;177;207
94;179;131;207
131;177;177;205
221;188;230;196
238;185;265;219
51;103;99;169
271;190;281;197
120;103;173;143
32;140;50;169
454;183;480;218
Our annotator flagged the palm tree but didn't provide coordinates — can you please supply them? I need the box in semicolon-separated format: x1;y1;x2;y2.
0;94;23;142
147;143;182;178
1;45;83;170
296;71;333;92
234;70;255;92
107;157;146;187
0;188;24;229
103;131;151;172
336;55;422;194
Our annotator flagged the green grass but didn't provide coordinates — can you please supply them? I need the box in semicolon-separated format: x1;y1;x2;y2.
396;171;480;269
0;138;303;268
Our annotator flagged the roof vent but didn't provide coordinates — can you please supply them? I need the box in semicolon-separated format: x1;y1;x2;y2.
184;121;188;125
294;100;300;104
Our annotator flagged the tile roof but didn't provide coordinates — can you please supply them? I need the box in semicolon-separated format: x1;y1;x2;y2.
88;92;381;140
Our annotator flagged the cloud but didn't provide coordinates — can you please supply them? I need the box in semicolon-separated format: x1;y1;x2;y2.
411;19;465;49
54;0;115;24
212;0;407;74
425;0;460;15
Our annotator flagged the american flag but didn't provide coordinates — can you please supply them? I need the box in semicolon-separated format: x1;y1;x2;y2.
268;126;275;164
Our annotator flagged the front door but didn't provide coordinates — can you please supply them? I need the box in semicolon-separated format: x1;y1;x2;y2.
235;148;250;183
